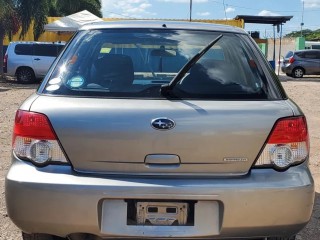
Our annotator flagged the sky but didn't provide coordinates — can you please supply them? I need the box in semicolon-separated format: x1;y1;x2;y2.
101;0;320;38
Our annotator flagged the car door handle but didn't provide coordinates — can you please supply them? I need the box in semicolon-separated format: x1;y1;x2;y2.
34;58;40;61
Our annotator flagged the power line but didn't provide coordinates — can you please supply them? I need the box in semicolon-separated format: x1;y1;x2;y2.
103;10;137;19
209;0;320;13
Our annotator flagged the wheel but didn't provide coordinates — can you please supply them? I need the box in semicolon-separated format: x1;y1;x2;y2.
22;232;66;240
292;67;304;78
16;67;35;83
267;236;296;240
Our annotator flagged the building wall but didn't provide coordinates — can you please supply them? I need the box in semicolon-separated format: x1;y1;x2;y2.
267;38;295;61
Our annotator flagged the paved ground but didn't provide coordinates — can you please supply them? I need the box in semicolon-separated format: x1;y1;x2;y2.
0;75;320;240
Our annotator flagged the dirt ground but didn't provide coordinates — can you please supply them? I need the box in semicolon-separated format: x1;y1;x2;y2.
1;75;320;240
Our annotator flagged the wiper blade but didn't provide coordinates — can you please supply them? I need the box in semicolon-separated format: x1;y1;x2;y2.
160;34;223;95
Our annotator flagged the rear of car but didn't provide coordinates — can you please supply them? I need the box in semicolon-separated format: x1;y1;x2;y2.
4;42;65;83
6;21;314;240
281;50;320;78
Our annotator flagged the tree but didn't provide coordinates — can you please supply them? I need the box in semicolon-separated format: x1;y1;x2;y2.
285;29;320;41
17;0;102;41
17;0;50;41
54;0;102;17
0;0;102;76
0;0;20;75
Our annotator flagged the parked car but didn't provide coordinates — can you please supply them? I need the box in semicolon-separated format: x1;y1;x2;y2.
3;41;65;83
6;21;314;240
281;49;320;78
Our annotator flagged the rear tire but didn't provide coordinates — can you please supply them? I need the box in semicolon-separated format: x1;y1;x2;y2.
16;67;35;83
22;232;66;240
292;67;304;78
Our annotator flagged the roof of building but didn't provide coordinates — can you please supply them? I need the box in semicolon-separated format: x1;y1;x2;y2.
234;15;293;25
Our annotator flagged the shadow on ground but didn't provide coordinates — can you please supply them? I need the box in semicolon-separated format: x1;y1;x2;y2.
0;76;40;90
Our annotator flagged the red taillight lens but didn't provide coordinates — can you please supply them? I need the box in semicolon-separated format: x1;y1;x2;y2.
12;110;67;165
268;117;308;145
255;116;309;169
3;53;8;73
289;56;295;64
13;110;56;143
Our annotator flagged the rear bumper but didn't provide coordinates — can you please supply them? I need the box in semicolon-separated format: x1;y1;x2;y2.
281;65;293;74
6;158;314;239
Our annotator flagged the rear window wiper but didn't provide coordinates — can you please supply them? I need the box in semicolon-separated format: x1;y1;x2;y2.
160;34;223;95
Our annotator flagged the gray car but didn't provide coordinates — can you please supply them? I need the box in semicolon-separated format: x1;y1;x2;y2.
281;49;320;78
6;21;314;240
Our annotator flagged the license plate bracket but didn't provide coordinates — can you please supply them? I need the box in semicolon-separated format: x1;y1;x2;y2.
136;201;189;226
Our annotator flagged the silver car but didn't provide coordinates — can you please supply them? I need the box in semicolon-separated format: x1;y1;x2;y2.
3;41;65;83
6;21;314;240
281;49;320;78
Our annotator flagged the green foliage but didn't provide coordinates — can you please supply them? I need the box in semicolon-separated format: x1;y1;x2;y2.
0;0;20;37
54;0;102;17
18;0;49;40
16;0;102;40
285;29;320;41
0;0;21;75
0;0;102;75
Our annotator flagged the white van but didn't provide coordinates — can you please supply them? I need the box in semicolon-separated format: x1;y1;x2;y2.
305;41;320;50
3;42;65;83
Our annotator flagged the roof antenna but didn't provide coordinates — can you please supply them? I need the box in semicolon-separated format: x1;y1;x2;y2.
162;24;167;28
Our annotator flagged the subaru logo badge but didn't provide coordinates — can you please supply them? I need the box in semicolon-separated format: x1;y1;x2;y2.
151;117;175;130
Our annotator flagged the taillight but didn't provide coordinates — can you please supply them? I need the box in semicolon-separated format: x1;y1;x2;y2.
289;56;295;64
13;110;68;166
3;53;8;73
255;116;309;169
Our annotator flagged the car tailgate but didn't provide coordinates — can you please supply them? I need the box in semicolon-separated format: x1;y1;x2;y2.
30;96;293;176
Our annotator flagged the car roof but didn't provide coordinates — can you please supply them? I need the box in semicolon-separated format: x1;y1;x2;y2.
294;49;320;53
79;20;247;34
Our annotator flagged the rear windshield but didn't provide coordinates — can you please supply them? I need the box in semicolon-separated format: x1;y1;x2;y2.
285;51;293;58
41;29;280;100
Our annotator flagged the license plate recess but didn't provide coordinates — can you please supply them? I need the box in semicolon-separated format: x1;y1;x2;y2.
136;201;188;226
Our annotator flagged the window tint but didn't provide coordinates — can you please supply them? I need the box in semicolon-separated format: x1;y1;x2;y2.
34;44;60;57
41;29;281;100
57;45;65;55
303;51;318;59
14;44;33;55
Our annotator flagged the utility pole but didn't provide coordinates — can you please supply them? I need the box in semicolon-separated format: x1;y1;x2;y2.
301;0;304;37
222;0;227;20
189;0;192;22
